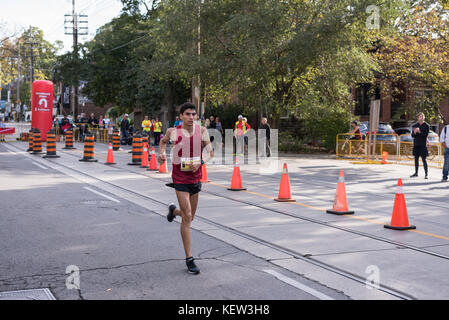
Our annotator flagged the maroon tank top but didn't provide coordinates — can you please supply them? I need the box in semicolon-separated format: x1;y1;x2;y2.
172;124;203;184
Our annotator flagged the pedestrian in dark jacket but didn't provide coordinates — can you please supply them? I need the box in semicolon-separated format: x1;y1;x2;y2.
410;112;430;179
120;114;130;142
259;117;271;157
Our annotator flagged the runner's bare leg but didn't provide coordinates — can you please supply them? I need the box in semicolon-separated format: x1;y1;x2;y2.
189;193;199;221
175;190;193;258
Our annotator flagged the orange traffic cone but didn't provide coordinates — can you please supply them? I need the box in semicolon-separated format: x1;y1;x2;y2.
141;144;149;168
326;170;354;215
200;163;210;183
381;152;389;164
227;157;246;191
157;159;168;173
147;147;158;171
384;179;416;230
105;143;116;165
274;163;295;202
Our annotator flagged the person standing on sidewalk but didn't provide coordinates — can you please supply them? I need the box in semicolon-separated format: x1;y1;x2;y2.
410;112;430;179
440;123;449;182
158;102;214;274
120;114;130;144
259;117;271;157
0;118;6;142
153;117;163;146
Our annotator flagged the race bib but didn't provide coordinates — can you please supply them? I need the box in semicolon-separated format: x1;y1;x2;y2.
181;157;201;172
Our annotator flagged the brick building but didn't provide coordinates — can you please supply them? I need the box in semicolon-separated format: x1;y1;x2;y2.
353;83;449;133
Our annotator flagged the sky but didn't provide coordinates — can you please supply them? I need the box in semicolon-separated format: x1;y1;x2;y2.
0;0;124;53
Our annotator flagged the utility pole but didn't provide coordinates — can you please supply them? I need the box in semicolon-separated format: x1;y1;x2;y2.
192;0;202;118
23;26;38;122
64;0;88;117
17;44;21;107
29;26;34;85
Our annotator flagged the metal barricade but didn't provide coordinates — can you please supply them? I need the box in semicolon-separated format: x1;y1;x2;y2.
398;134;443;168
336;133;399;160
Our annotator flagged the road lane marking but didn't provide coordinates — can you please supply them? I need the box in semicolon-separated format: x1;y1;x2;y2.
31;161;48;169
5;143;449;243
210;180;449;242
83;187;121;203
263;269;334;300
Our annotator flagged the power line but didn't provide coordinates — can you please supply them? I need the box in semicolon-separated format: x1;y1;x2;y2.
108;34;149;52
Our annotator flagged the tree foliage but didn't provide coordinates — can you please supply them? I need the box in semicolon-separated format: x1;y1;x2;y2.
375;1;449;123
1;27;61;105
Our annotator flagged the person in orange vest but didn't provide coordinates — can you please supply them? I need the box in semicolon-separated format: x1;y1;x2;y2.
153;117;163;146
0;118;6;142
142;115;152;136
234;115;251;156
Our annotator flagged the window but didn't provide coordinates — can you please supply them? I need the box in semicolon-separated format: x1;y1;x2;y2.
355;84;371;116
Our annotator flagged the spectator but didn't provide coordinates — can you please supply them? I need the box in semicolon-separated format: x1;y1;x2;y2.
234;115;251;156
120;114;130;143
208;115;216;129
440;122;449;182
60;114;72;133
410;112;430;179
0;118;6;142
103;115;111;129
215;117;223;136
142;115;152;136
174;116;182;127
79;113;89;141
98;115;105;128
259;117;271;157
88;113;98;128
153;117;163;146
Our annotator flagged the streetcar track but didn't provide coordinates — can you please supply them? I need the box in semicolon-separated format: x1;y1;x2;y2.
56;145;449;260
7;143;447;299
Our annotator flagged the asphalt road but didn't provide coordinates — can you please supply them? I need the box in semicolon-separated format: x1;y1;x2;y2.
0;142;348;300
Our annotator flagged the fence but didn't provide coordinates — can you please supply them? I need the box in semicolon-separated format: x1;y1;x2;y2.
54;124;114;143
336;133;443;168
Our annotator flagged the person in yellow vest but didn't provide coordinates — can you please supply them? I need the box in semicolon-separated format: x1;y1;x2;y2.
153;117;163;146
234;115;251;156
142;115;152;136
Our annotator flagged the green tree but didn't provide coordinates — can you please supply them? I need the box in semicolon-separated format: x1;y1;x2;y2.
149;0;403;150
375;1;449;124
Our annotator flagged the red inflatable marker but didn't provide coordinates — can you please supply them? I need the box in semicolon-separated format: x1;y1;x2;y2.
31;80;53;141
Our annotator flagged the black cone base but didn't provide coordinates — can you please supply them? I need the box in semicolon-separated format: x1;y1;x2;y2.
128;162;142;165
63;147;76;150
275;198;296;202
227;188;247;191
105;162;116;165
384;224;416;230
43;155;60;158
31;152;44;155
326;210;355;215
79;158;98;162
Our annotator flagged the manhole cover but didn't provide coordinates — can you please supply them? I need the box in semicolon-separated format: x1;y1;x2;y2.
81;200;115;205
0;288;56;300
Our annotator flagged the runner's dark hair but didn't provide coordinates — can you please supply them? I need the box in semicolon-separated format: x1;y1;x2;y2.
179;102;197;115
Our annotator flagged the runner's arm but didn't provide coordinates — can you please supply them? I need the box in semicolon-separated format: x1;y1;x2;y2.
201;127;214;163
158;127;175;164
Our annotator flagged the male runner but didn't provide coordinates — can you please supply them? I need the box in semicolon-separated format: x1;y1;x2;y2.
158;102;214;274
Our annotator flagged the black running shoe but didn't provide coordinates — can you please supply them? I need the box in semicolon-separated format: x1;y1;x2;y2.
186;257;200;274
410;173;418;178
167;203;176;222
